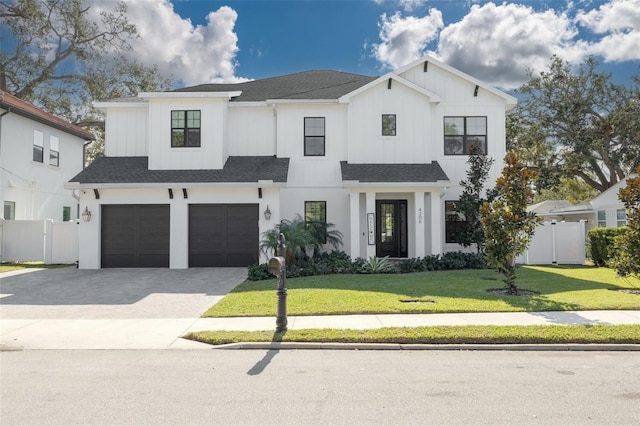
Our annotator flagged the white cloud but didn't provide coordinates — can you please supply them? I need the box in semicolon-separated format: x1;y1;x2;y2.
373;9;444;69
434;2;586;89
92;0;246;86
576;0;640;61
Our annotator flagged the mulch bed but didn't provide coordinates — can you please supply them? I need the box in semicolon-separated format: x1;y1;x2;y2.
487;288;540;296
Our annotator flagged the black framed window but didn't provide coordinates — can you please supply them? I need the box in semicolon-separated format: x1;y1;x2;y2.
304;117;325;156
63;206;71;221
444;116;487;155
171;110;201;147
305;201;327;243
382;114;396;136
4;201;15;220
50;136;59;167
445;200;467;243
33;130;44;163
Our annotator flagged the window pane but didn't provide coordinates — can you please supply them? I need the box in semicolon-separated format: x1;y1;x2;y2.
466;136;486;154
33;145;44;163
382;114;396;136
63;206;71;221
187;110;200;128
172;129;185;147
305;118;325;136
305;137;325;156
444;117;464;135
171;111;184;128
616;209;626;221
444;136;464;155
305;201;326;222
4;201;15;220
597;210;606;220
186;129;201;147
50;150;59;166
467;117;486;134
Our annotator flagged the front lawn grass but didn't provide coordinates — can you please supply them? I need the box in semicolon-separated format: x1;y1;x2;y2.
203;266;640;317
0;262;74;273
186;324;640;346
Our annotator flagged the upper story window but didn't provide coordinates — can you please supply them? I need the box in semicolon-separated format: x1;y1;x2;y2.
171;110;201;147
4;201;15;220
49;136;59;167
305;201;327;243
33;130;44;163
445;200;467;243
597;210;606;227
304;117;325;156
617;209;627;227
444;116;487;155
382;114;396;136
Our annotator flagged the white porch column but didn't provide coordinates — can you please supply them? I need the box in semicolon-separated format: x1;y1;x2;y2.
430;191;442;255
365;191;376;258
349;191;360;260
170;200;188;268
414;191;425;258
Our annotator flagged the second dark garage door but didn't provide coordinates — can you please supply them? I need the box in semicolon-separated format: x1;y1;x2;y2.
189;204;259;267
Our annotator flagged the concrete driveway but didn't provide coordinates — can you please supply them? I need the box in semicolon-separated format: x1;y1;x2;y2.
0;267;247;349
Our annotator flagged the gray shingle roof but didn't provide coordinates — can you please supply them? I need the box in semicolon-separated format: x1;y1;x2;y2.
172;70;378;102
69;156;290;184
340;161;450;183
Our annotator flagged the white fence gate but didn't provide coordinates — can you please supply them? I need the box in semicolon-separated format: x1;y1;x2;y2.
0;219;78;264
517;220;586;265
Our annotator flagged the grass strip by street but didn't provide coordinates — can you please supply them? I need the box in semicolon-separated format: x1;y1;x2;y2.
204;266;640;317
185;324;640;346
0;262;74;273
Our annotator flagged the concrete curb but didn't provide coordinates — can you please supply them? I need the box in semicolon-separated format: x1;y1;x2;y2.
211;342;640;351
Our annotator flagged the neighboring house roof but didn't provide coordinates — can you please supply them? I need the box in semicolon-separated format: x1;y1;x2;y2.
68;156;290;186
0;91;95;140
171;70;378;102
527;200;573;214
340;161;450;183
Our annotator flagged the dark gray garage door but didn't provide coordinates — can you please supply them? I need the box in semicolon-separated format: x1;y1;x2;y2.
101;205;170;268
189;204;259;267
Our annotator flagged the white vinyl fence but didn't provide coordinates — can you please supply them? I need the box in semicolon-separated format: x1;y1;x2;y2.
0;219;78;264
517;220;586;265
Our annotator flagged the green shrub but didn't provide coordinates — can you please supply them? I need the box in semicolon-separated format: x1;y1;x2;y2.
422;255;442;271
247;263;272;281
361;256;396;274
398;258;426;273
588;227;628;267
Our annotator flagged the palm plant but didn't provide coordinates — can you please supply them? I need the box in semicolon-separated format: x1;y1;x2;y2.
260;214;343;266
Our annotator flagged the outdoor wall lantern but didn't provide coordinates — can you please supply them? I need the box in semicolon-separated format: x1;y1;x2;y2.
264;205;272;221
82;206;92;222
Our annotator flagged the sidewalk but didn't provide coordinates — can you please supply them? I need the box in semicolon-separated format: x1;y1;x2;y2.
2;310;639;350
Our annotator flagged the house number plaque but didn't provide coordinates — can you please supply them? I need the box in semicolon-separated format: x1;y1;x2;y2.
367;213;375;245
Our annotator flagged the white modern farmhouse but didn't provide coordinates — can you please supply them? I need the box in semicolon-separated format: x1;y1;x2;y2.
1;91;94;221
67;55;516;269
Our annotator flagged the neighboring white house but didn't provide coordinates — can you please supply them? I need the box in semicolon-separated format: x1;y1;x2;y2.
1;91;95;221
66;55;517;269
530;177;633;232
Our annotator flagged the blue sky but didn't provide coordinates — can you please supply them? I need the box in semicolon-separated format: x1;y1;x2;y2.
105;0;639;90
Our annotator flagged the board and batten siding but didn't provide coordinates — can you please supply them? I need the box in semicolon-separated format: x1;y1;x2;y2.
226;105;276;156
147;98;227;170
346;80;431;164
103;107;148;157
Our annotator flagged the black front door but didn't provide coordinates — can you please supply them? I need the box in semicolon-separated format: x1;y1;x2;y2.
376;200;408;258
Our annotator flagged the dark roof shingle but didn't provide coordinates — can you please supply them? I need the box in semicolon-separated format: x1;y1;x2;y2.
172;70;377;102
69;156;290;185
340;161;450;183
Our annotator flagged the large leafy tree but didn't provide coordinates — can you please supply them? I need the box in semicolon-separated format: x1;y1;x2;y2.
508;55;640;194
1;0;171;161
457;145;495;253
480;152;540;295
610;166;640;279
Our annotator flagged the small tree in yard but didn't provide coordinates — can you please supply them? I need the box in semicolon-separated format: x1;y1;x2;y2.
480;152;541;294
458;144;495;253
611;166;640;279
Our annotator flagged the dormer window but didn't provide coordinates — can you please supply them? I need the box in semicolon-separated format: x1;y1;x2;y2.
171;110;201;147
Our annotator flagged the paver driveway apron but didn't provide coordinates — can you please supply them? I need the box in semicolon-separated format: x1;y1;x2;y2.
0;267;247;349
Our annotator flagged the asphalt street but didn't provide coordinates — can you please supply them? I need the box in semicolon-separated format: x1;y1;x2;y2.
2;349;639;425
